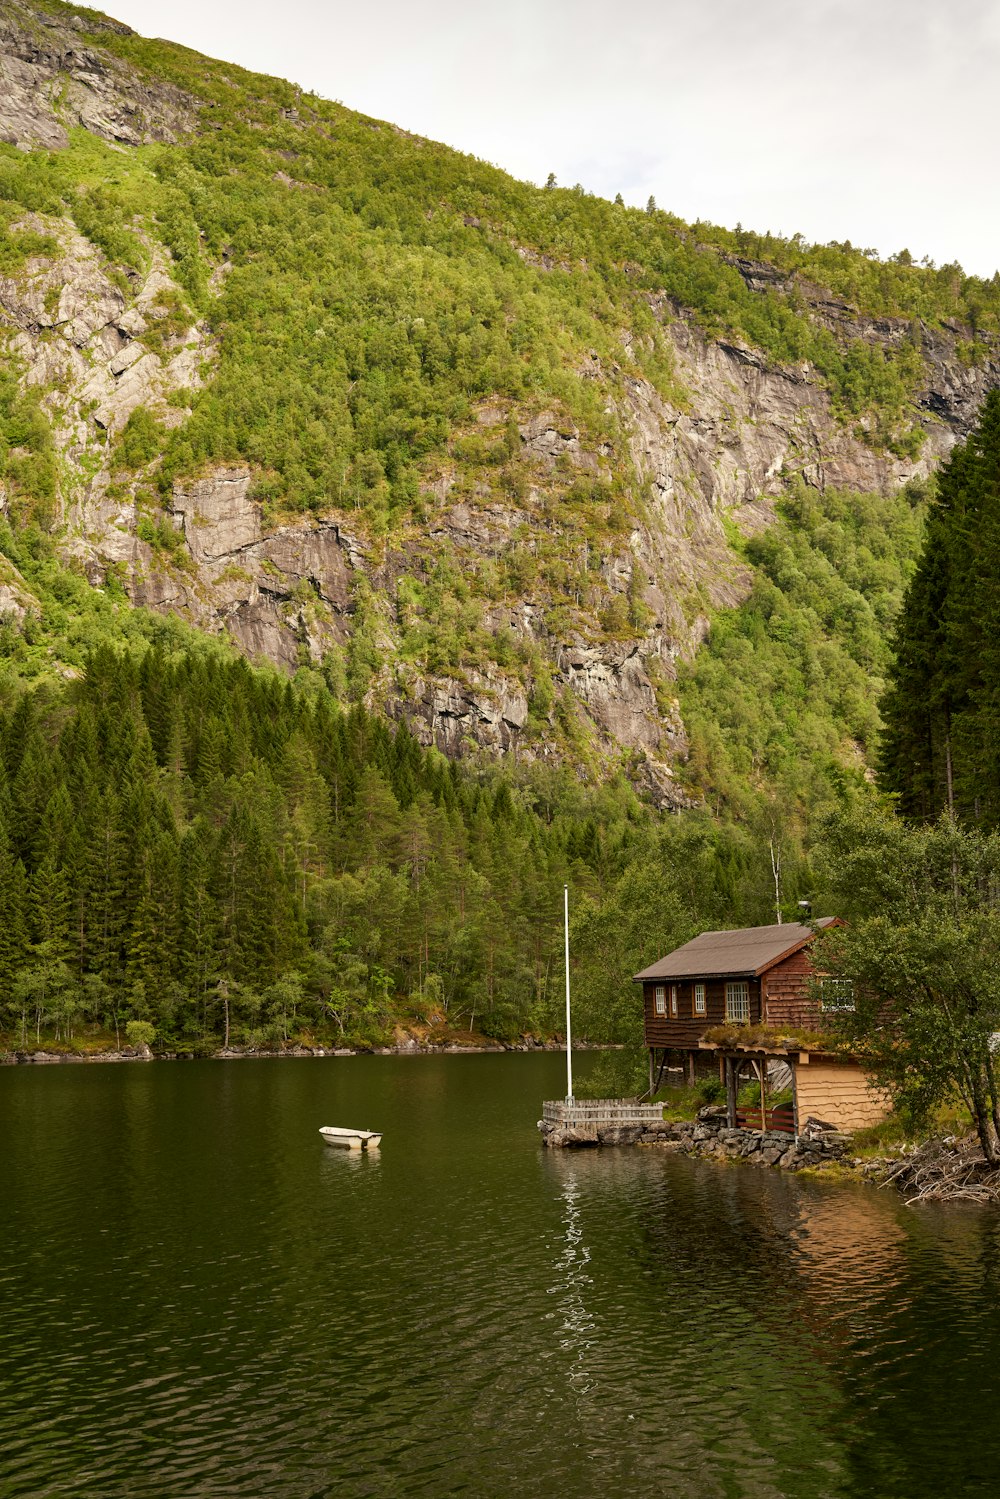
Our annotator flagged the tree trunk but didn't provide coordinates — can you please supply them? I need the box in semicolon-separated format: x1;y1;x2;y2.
984;1048;1000;1147
971;1072;997;1163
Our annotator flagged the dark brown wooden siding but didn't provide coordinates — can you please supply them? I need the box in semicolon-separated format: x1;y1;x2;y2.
761;948;821;1029
642;977;762;1048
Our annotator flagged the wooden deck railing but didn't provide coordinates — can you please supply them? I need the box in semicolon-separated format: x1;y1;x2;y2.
542;1098;666;1126
734;1105;796;1135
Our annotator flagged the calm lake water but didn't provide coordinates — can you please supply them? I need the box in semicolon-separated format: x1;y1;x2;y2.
3;1053;1000;1498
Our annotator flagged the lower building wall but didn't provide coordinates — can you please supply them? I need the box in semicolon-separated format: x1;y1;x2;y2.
794;1059;889;1132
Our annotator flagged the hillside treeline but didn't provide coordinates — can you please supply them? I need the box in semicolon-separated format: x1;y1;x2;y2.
0;642;807;1052
0;647;594;1048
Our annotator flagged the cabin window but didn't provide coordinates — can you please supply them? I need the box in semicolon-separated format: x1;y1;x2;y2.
693;983;706;1016
670;985;679;1017
654;985;666;1015
820;978;855;1012
725;981;750;1023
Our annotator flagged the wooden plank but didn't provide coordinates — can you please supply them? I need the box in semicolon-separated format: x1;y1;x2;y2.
734;1106;795;1135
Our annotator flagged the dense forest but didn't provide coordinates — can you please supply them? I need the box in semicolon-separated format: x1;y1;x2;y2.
0;638;613;1050
0;620;808;1054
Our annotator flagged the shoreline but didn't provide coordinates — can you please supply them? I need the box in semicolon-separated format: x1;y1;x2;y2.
1;1038;616;1066
541;1104;1000;1203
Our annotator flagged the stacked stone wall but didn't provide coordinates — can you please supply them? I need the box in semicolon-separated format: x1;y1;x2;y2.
539;1104;851;1171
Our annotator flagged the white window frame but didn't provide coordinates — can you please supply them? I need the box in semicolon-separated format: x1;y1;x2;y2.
694;983;706;1016
654;985;666;1016
725;981;750;1024
820;978;855;1012
670;985;679;1017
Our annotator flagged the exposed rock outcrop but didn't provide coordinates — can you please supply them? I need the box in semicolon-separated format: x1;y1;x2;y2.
4;217;212;451
0;2;197;150
0;555;37;625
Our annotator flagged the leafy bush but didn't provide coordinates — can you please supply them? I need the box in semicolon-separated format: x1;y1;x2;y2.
125;1020;156;1048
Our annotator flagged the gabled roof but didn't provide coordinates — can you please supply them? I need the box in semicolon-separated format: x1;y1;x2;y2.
633;918;839;982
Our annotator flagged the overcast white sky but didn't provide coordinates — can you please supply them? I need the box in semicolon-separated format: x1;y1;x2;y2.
104;0;1000;277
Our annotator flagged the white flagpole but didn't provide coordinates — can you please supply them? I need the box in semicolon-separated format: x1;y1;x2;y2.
564;883;573;1103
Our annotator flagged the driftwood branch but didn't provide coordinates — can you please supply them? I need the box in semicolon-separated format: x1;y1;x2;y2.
878;1135;1000;1204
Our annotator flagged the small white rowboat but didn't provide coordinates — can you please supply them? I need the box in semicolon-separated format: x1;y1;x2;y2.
319;1126;382;1150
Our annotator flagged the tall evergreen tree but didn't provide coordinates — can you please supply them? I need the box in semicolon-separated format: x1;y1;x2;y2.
881;388;1000;823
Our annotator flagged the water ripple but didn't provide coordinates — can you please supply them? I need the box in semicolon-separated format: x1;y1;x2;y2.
3;1057;1000;1496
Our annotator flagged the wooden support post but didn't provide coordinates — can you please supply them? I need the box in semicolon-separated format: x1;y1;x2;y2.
759;1054;767;1134
649;1048;656;1097
687;1052;696;1087
791;1060;800;1141
726;1055;737;1129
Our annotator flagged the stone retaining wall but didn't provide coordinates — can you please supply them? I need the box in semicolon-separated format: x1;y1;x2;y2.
539;1103;852;1171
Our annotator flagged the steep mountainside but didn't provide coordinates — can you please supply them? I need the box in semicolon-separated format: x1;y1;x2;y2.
2;0;999;804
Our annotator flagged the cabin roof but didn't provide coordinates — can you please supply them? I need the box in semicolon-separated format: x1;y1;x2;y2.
633;918;839;982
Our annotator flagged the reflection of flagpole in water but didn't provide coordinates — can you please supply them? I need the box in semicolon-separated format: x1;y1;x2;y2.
552;1166;594;1392
564;883;574;1105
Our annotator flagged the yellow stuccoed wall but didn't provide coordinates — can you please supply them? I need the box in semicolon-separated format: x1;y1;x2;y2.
794;1059;889;1131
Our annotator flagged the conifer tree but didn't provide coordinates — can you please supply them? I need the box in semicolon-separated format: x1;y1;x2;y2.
0;833;29;1002
881;389;1000;824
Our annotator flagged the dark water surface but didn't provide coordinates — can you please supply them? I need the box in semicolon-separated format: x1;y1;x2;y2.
3;1054;1000;1498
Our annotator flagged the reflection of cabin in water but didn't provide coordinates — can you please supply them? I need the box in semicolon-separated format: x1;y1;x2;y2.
634;920;888;1135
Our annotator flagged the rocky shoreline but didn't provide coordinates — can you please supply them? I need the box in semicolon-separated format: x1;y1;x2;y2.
539;1103;1000;1200
541;1103;867;1176
1;1036;598;1065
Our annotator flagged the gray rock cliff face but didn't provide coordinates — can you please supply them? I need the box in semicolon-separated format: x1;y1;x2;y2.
2;7;999;803
0;2;196;150
43;304;993;807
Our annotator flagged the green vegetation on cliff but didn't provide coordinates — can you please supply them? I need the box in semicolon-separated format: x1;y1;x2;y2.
0;524;844;1055
3;0;997;545
679;479;928;824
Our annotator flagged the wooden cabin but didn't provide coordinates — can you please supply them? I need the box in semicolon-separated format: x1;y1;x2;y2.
635;919;841;1051
634;919;888;1134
